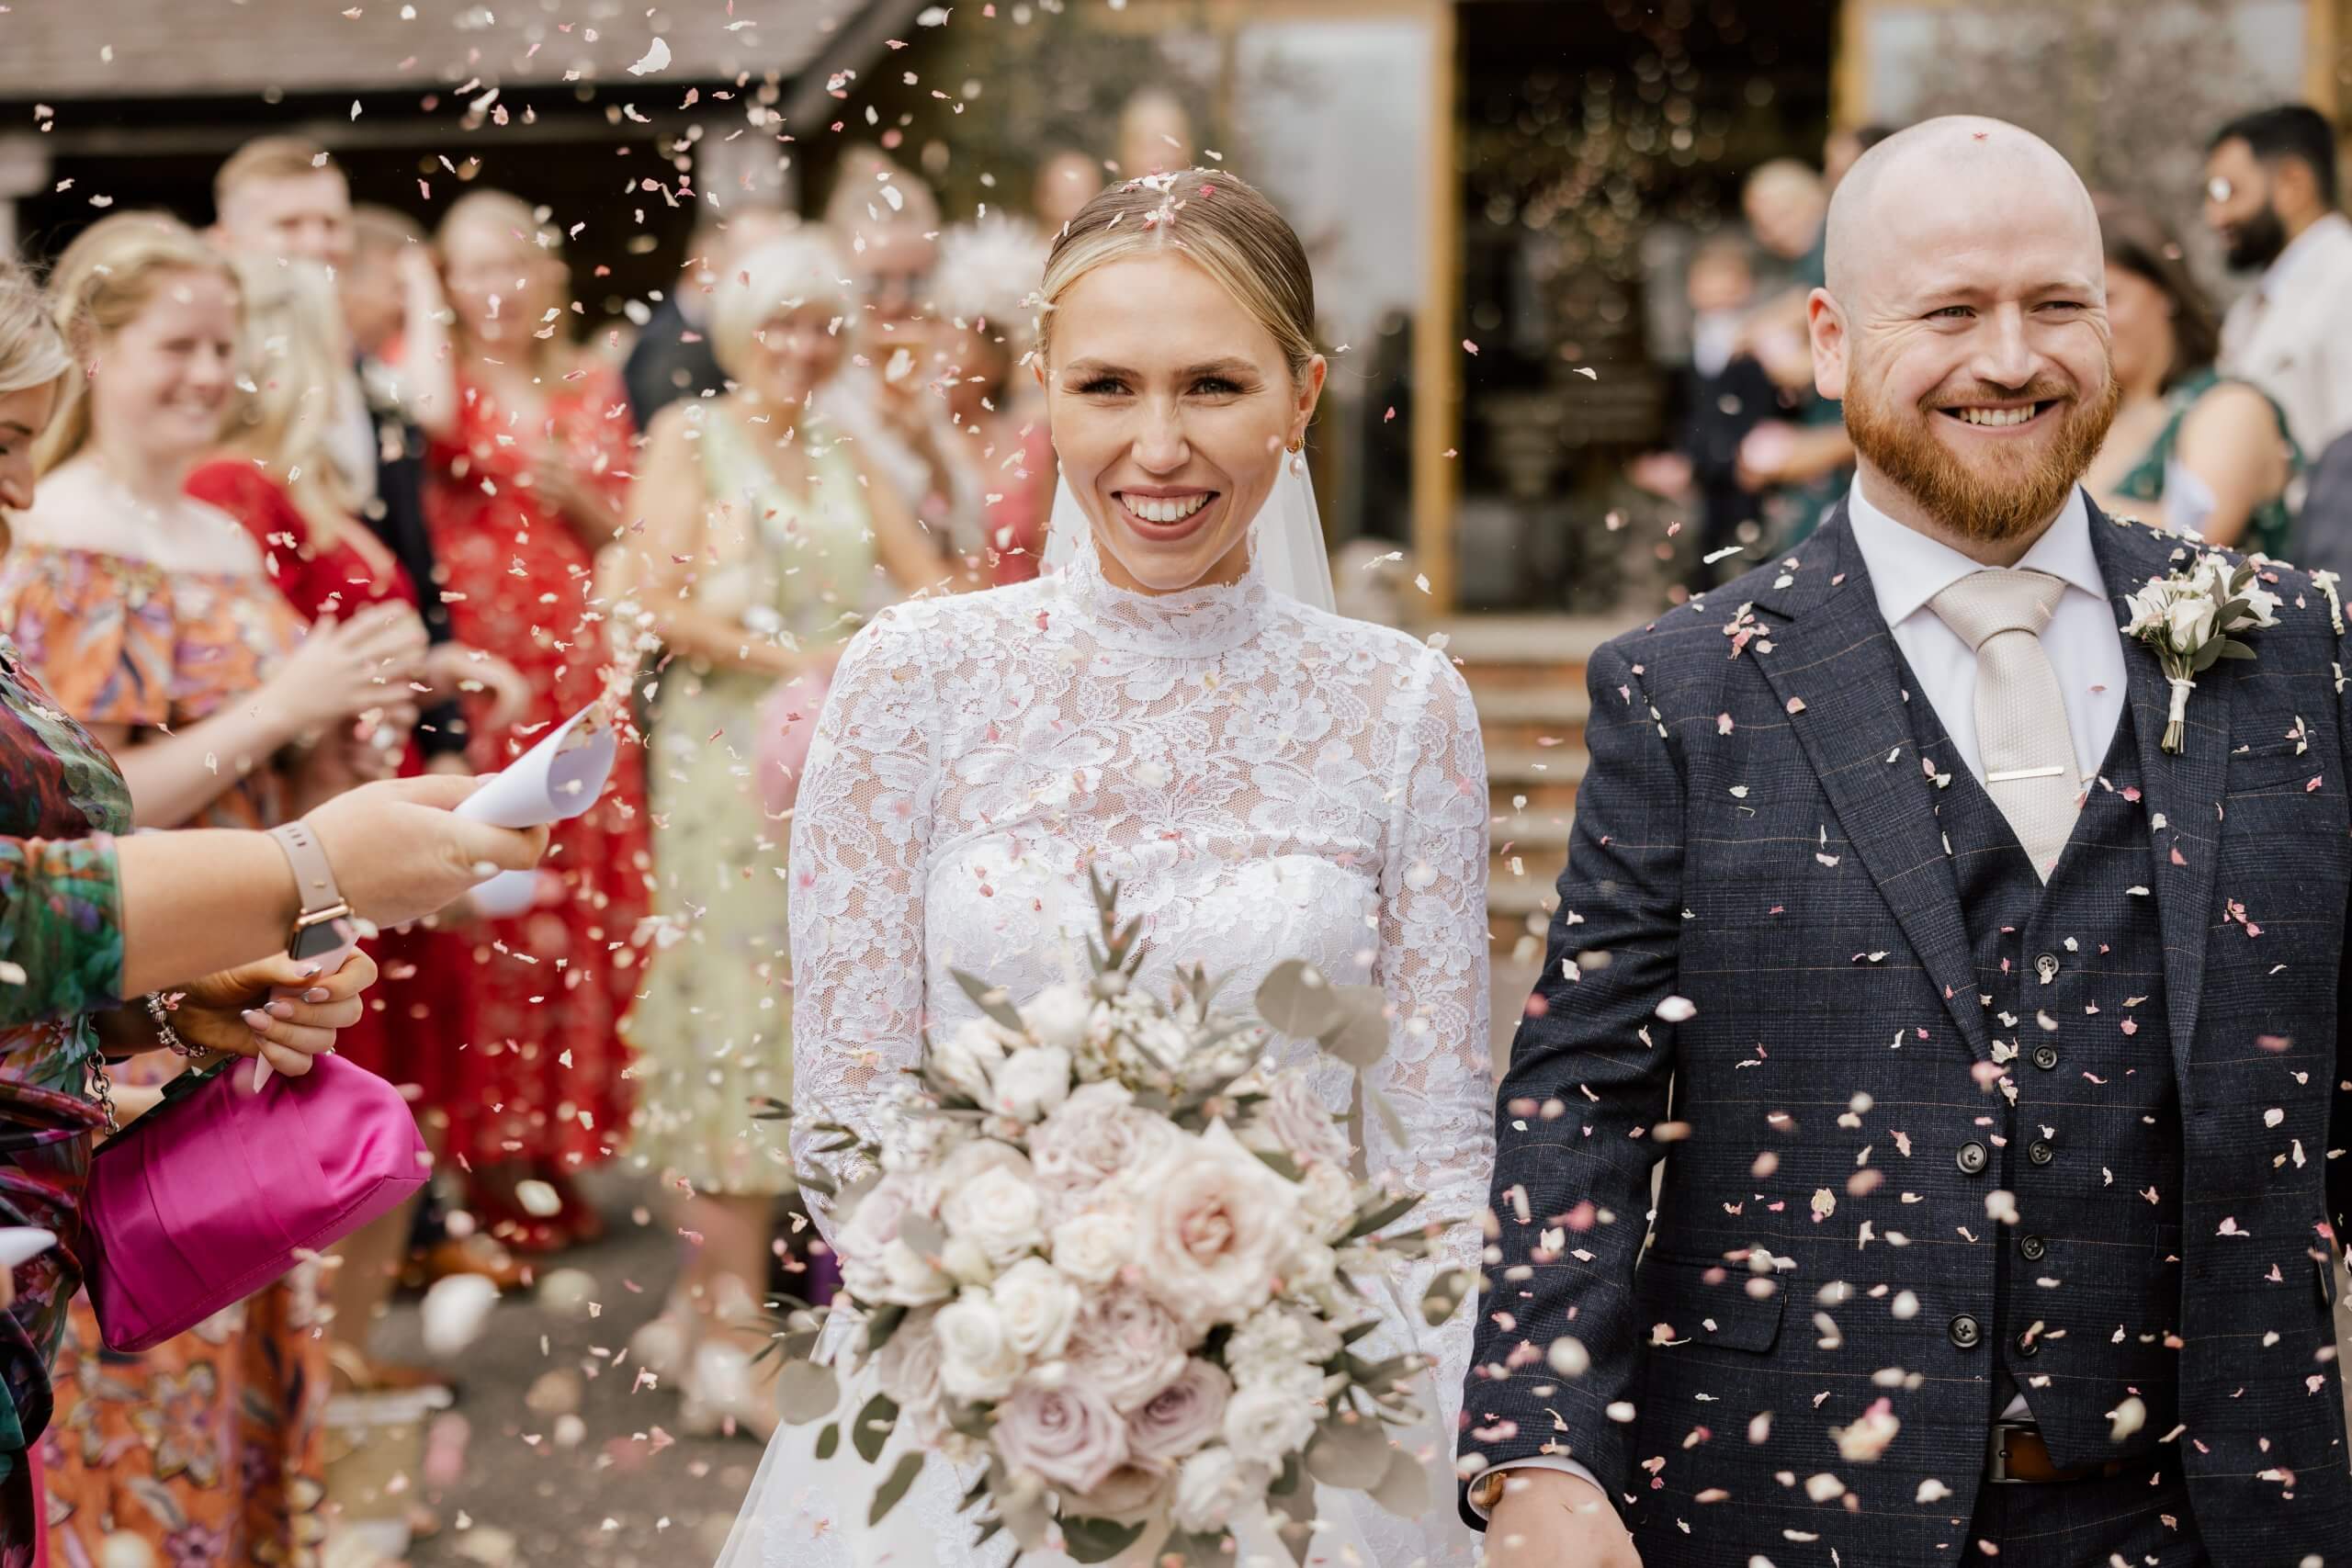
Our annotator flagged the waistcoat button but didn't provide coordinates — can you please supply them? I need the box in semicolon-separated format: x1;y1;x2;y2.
2035;953;2060;985
2031;1044;2060;1072
2019;1235;2047;1261
1950;1314;1982;1349
2028;1139;2055;1166
2014;1328;2040;1358
1956;1140;1989;1175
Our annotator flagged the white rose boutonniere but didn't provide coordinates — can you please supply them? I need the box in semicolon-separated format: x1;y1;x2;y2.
2123;555;2279;754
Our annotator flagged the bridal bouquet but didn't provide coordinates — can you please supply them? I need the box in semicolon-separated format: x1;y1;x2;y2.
761;876;1468;1564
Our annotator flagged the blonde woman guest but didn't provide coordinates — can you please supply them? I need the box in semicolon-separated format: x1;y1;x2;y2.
719;170;1490;1567
3;213;427;1566
0;252;546;1568
619;233;936;1439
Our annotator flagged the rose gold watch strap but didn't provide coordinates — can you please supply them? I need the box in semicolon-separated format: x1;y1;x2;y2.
267;819;347;919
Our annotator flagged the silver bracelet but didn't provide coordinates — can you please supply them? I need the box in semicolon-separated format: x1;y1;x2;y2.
144;990;201;1058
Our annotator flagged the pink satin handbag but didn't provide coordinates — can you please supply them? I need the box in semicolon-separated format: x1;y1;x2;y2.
84;1053;427;1352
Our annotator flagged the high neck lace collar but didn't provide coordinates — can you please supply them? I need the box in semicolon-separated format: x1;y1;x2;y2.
1055;526;1272;657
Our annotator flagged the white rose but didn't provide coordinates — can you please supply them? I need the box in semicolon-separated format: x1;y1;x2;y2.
2122;583;2168;637
1221;1379;1323;1468
1170;1445;1261;1535
1225;1304;1342;1388
1294;1162;1357;1243
875;1307;947;1424
2236;581;2283;629
933;1018;1010;1103
1050;1212;1132;1287
1126;1121;1306;1331
941;1162;1046;1268
1019;983;1094;1051
2165;594;2216;652
1240;1071;1351;1169
939;1235;996;1288
841;1236;955;1307
991;1045;1073;1122
933;1287;1024;1403
991;1258;1082;1360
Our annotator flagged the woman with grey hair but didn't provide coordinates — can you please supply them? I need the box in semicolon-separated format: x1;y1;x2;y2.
616;231;937;1440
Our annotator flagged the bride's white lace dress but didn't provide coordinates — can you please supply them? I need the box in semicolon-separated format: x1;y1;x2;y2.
719;532;1493;1566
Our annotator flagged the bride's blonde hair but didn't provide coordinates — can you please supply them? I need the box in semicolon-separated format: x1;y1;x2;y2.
220;255;366;548
1035;169;1316;383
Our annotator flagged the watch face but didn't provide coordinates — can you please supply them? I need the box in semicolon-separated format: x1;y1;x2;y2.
289;917;352;962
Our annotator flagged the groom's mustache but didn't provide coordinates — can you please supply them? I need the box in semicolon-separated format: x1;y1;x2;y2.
1921;378;2077;412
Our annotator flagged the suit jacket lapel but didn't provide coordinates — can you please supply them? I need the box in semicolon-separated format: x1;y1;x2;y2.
2088;508;2231;1088
1748;506;1990;1062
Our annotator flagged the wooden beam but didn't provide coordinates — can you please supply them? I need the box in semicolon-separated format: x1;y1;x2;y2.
1412;0;1461;615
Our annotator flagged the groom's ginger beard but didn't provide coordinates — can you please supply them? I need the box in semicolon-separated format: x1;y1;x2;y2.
1844;367;2121;546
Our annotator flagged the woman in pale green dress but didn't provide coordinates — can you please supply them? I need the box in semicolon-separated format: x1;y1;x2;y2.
617;231;939;1437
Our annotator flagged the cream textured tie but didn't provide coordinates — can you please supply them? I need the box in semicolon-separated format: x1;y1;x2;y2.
1928;570;2082;881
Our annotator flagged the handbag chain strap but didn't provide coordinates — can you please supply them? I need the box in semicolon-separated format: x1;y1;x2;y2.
85;1051;119;1136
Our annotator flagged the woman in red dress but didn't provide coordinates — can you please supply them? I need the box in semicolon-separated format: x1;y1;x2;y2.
187;258;534;1412
405;189;650;1251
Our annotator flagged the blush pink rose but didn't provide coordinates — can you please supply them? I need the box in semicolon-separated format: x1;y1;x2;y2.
1029;1081;1180;1214
1125;1358;1233;1464
993;1379;1131;1495
1067;1287;1190;1413
1241;1071;1351;1168
1127;1121;1304;1329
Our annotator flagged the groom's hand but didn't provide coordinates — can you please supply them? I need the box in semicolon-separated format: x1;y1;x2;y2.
1486;1470;1644;1568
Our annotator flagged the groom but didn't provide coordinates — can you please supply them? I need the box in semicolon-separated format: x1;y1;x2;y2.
1459;117;2352;1566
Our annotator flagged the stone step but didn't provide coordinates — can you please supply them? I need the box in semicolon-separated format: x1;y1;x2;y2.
1483;745;1586;810
1469;685;1590;751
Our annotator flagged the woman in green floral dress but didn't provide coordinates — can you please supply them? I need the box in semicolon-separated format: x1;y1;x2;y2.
618;232;937;1438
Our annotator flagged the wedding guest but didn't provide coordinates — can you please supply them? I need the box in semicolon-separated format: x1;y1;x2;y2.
1117;86;1194;176
2295;428;2352;576
6;211;425;1568
187;255;534;1420
931;217;1052;582
0;250;542;1568
2086;195;2298;554
1743;157;1828;288
1033;147;1103;232
818;151;976;554
618;232;934;1439
2206;104;2352;463
410;188;650;1253
622;206;794;426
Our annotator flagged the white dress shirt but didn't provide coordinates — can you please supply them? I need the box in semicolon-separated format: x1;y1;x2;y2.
1846;479;2126;786
2219;210;2352;462
1472;487;2125;1514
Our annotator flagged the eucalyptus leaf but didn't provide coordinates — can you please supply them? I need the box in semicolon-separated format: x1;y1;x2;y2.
1267;1478;1316;1564
1166;1528;1238;1566
813;1421;840;1461
2192;639;2226;673
1059;1516;1149;1564
863;1303;909;1355
1251;1146;1305;1182
2214;640;2258;660
868;1450;925;1526
952;969;1027;1032
1420;1267;1475;1326
853;1392;900;1463
1347;1192;1422;1240
1366;1445;1432;1518
1316;984;1391;1068
1365;1082;1408;1151
1306;1412;1395;1488
1256;959;1345;1039
988;1461;1053;1551
775;1358;841;1426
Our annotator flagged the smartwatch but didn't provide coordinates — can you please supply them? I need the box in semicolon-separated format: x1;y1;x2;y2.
268;819;354;962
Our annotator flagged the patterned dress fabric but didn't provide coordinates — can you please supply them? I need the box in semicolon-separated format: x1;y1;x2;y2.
0;637;126;1568
733;529;1495;1565
423;364;649;1170
0;537;333;1564
624;409;877;1196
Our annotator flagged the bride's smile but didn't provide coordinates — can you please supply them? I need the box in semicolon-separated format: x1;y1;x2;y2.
1040;248;1325;596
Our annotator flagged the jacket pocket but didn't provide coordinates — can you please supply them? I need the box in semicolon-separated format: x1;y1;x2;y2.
1639;1253;1790;1353
2224;742;2323;797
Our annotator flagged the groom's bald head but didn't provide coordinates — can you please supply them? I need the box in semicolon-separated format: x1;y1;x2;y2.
1823;117;2101;306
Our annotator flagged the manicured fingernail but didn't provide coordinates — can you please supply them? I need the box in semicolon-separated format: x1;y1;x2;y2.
241;1009;271;1029
266;1000;296;1020
301;964;323;980
303;987;332;1004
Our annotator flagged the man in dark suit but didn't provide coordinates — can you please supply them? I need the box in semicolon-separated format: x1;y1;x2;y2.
1462;116;2352;1566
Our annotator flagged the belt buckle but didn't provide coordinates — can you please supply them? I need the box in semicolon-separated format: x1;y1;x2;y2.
1985;1420;2033;1485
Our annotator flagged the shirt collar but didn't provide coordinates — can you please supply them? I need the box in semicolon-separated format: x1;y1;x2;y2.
1846;479;2102;631
2261;210;2351;299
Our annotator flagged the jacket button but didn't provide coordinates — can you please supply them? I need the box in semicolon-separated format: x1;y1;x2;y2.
2031;1044;2060;1072
2028;1139;2055;1166
2019;1235;2047;1261
1955;1140;1989;1176
2035;953;2059;984
2014;1329;2040;1358
1950;1314;1982;1349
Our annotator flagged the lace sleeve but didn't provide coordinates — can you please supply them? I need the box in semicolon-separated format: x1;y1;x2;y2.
786;604;939;1244
1367;644;1495;1293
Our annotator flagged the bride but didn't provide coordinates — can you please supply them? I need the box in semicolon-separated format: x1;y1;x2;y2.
719;168;1494;1566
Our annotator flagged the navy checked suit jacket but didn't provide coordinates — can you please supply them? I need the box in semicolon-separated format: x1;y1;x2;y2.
1461;499;2352;1564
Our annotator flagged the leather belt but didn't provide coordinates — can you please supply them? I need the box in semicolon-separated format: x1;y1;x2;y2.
1984;1421;2131;1484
